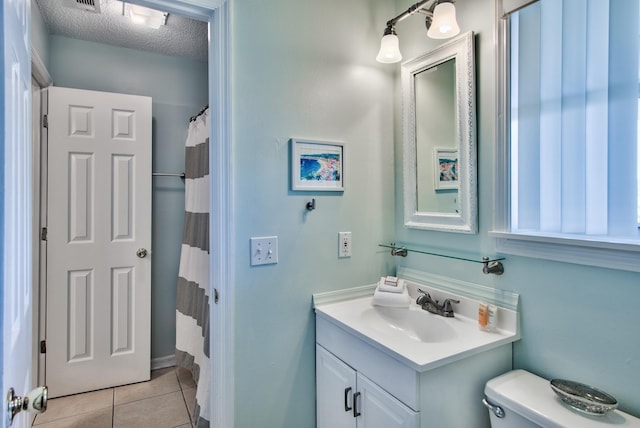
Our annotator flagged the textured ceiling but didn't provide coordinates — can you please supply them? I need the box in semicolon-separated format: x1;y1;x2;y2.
35;0;208;62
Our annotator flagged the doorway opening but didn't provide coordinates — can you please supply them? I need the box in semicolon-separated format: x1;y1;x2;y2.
27;0;233;426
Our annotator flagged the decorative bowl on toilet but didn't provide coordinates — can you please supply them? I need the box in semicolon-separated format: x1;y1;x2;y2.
483;370;640;427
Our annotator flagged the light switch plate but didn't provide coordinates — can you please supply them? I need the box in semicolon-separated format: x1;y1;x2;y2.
250;236;278;266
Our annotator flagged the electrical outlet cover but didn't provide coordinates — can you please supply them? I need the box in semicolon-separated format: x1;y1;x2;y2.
338;232;352;258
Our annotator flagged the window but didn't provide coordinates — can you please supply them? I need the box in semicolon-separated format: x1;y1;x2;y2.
492;0;640;271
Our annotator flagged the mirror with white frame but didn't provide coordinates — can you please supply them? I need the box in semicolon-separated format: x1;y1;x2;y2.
402;31;477;233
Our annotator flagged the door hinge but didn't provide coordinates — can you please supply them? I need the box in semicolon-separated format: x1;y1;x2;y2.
42;114;48;128
40;340;46;354
41;227;47;241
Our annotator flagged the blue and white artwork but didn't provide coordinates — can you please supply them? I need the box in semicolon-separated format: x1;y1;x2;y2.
291;140;344;191
300;153;341;182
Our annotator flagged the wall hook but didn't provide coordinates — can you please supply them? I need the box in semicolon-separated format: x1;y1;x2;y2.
306;198;316;211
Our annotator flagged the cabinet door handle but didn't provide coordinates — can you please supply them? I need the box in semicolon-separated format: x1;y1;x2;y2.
344;387;352;412
353;391;361;417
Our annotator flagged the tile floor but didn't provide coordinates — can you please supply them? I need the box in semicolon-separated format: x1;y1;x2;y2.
32;367;197;428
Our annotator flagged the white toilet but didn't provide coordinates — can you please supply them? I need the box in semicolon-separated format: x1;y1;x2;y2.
484;370;640;427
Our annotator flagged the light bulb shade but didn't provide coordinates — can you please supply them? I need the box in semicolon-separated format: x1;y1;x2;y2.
427;2;460;39
376;34;402;64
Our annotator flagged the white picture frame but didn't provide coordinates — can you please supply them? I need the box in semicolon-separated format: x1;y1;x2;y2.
291;139;344;191
434;148;459;190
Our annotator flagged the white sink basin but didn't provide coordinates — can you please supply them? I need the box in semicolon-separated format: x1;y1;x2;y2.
314;287;519;372
361;306;457;343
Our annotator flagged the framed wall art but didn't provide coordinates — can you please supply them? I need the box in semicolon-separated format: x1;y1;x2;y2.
434;148;459;190
291;139;344;191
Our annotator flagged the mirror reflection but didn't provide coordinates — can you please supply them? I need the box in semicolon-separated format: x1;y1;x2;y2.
415;58;458;213
402;31;477;233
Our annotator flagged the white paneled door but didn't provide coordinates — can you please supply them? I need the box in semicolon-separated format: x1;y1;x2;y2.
46;86;152;398
3;0;34;426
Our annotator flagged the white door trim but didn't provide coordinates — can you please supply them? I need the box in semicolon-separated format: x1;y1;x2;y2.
30;76;41;428
31;48;52;88
208;4;234;428
37;89;48;391
139;1;233;427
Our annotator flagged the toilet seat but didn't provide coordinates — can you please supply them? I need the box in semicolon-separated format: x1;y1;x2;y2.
484;370;640;427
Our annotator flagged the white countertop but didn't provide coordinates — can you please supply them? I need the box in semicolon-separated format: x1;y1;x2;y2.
315;290;520;373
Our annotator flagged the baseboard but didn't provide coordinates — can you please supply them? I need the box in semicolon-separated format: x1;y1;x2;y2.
151;354;176;370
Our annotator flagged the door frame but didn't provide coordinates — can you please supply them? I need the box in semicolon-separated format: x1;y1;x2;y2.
32;0;232;425
31;45;52;392
27;0;232;424
132;1;234;427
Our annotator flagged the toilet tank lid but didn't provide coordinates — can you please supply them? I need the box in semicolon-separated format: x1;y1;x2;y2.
484;370;640;428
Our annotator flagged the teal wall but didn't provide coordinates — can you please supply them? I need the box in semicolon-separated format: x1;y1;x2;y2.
27;0;640;423
230;0;396;425
393;0;640;417
47;35;208;359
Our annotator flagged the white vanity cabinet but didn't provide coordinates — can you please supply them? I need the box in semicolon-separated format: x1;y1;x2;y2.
317;344;419;428
314;290;519;428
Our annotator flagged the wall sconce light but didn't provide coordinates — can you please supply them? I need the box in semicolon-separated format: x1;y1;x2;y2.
376;26;403;63
376;0;460;64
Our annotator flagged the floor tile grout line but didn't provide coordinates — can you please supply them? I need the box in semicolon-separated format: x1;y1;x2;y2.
35;368;192;427
34;386;117;425
175;367;196;427
114;388;186;408
175;367;197;427
175;367;194;426
30;407;112;427
179;387;194;426
113;368;183;407
34;391;190;428
32;402;114;426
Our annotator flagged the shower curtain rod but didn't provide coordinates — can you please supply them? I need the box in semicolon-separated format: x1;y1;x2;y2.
152;172;186;179
190;105;209;122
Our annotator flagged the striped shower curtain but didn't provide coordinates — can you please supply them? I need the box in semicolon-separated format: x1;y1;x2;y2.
176;108;210;427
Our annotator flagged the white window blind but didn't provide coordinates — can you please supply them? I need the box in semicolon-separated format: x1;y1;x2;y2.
509;0;639;243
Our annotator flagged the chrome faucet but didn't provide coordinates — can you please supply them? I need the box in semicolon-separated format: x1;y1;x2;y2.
416;289;459;318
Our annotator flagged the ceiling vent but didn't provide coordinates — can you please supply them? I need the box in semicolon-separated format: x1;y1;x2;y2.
67;0;102;13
